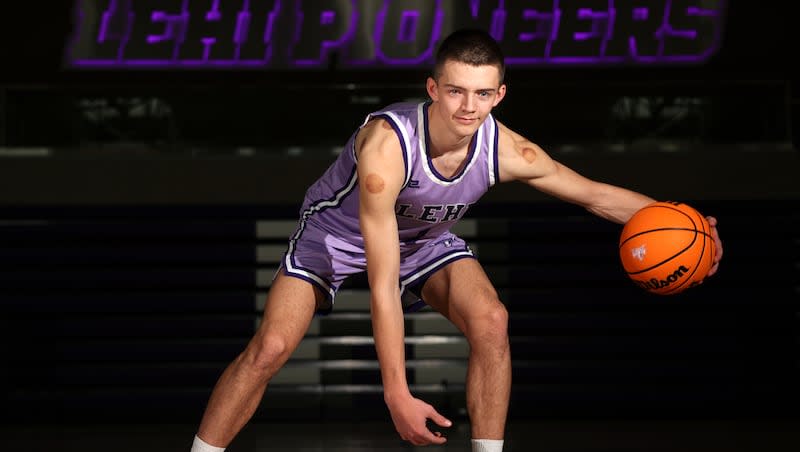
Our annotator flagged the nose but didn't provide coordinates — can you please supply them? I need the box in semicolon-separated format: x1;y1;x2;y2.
462;95;476;112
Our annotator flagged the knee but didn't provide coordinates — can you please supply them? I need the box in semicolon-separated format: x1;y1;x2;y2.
241;334;291;379
467;300;509;350
485;302;509;342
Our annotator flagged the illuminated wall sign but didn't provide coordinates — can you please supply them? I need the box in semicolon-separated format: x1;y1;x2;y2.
67;0;726;69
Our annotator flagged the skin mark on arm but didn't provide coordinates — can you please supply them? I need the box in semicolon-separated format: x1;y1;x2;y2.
366;173;386;194
522;147;537;163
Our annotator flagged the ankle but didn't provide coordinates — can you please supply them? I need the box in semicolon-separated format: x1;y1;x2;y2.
471;438;504;452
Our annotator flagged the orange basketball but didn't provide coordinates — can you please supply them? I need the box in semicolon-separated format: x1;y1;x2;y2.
619;201;716;295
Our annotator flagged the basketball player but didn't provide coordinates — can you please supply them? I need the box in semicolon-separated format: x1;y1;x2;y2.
191;29;723;452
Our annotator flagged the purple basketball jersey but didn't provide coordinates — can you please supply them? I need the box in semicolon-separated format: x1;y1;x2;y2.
282;101;499;308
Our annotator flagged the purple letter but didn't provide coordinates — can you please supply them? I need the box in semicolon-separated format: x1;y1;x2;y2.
125;0;186;61
436;0;505;47
375;0;442;65
549;0;613;60
500;0;555;63
178;0;246;62
70;0;133;63
291;0;355;66
605;0;666;60
661;0;724;60
237;0;282;64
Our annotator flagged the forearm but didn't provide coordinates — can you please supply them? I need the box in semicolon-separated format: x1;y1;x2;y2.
585;183;656;224
524;161;655;224
356;136;412;403
370;287;411;400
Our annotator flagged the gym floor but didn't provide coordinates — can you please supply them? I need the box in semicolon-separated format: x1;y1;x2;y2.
5;419;799;451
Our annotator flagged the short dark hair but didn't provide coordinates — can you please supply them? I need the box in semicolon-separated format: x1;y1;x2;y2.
433;29;506;83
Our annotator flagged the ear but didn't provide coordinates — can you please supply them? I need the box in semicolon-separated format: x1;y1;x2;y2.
426;77;439;101
493;83;507;107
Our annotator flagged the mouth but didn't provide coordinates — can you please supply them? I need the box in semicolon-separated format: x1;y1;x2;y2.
454;116;478;125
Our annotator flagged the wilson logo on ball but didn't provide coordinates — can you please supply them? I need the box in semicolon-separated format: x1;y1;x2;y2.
633;264;690;291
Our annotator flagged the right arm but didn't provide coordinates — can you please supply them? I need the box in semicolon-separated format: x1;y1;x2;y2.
357;119;408;406
356;119;450;445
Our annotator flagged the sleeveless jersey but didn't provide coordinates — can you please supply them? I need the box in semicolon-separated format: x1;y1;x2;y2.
296;101;500;256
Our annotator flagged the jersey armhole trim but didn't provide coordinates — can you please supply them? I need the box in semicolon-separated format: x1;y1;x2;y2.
488;115;500;187
371;113;413;188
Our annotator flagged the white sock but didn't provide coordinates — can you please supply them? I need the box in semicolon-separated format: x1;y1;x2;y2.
471;438;504;452
191;435;226;452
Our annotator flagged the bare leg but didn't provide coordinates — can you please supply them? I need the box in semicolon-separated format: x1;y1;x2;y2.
196;272;323;447
422;258;511;440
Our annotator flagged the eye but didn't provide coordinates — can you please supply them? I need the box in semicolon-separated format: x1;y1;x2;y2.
478;91;490;97
448;88;460;95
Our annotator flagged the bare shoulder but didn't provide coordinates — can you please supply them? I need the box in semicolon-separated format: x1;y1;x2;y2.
355;117;402;160
495;120;555;182
496;121;546;158
354;117;405;192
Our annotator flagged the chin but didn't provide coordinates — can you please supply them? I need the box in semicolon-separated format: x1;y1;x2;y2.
454;123;480;137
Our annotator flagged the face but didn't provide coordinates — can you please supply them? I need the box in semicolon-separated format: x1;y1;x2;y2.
426;60;506;139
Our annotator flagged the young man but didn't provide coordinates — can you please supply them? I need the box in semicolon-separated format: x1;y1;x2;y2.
191;29;723;452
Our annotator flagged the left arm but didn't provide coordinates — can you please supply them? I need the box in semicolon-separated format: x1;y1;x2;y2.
495;121;723;275
495;121;654;224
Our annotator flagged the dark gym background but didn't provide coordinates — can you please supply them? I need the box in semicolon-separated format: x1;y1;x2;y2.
0;1;797;451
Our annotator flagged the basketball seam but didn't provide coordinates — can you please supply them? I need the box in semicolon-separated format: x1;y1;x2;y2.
624;227;699;276
619;227;712;247
619;204;698;244
663;209;707;294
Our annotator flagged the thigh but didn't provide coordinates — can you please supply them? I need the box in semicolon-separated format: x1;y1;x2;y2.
254;270;325;348
420;258;502;335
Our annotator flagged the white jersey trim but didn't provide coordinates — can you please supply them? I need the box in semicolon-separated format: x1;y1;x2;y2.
417;103;484;187
374;111;414;187
487;115;498;187
399;250;475;290
284;169;360;300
